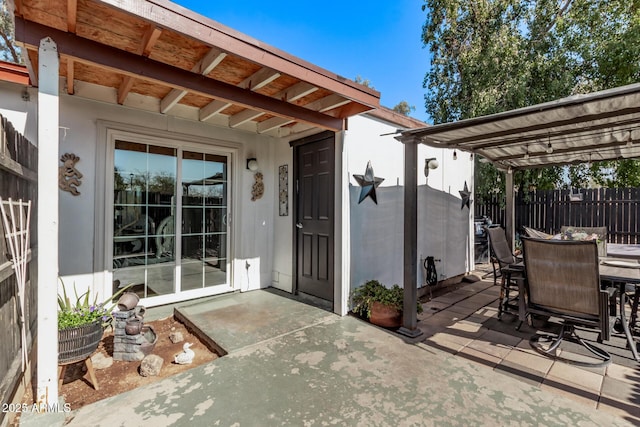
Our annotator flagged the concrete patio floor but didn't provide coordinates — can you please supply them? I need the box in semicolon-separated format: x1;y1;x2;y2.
40;273;640;427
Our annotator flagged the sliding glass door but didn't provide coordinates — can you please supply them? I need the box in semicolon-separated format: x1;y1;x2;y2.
112;140;231;302
181;151;228;291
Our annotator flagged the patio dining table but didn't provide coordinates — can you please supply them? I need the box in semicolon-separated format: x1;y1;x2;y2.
599;259;640;362
509;258;640;362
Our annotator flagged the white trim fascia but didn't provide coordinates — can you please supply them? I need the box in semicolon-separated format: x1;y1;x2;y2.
334;130;350;316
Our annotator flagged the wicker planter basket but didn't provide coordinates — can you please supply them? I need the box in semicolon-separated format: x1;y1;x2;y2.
58;321;104;364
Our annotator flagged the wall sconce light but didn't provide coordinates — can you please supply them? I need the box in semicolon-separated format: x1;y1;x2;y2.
453;150;457;160
246;158;259;171
523;144;530;160
424;157;439;177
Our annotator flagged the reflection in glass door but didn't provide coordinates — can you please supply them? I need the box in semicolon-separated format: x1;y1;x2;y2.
112;141;230;301
113;141;177;298
181;152;228;290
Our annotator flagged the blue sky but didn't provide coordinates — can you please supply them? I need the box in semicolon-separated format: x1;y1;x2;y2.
174;1;432;123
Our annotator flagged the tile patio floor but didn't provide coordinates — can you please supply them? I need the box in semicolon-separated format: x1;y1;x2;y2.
417;268;640;424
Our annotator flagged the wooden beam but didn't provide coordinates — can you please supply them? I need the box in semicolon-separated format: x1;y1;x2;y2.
277;82;318;102
229;108;263;128
238;68;280;90
199;100;231;121
66;58;74;94
161;47;227;113
250;83;318;132
117;76;135;105
304;94;351;113
96;0;380;108
26;49;38;85
117;25;162;104
15;18;343;131
211;68;280;123
140;26;162;56
67;0;78;33
257;117;294;134
13;0;23;16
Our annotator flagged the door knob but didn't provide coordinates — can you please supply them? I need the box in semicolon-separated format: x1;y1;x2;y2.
296;222;303;229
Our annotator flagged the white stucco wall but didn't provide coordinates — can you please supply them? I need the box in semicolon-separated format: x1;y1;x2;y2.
1;78;475;313
345;114;474;292
1;80;280;305
271;139;294;293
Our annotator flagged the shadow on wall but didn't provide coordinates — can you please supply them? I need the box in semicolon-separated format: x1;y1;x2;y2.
349;184;470;291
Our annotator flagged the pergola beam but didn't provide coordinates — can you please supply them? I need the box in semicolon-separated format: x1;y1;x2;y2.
15;18;344;131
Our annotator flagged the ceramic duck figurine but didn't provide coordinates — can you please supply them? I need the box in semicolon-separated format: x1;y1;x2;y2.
174;342;195;364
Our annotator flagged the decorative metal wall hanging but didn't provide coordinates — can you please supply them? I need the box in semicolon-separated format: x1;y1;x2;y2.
58;153;83;195
459;181;472;210
353;161;384;204
251;172;264;201
278;165;288;216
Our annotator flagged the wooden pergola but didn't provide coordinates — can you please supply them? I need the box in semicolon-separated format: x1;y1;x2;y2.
11;0;379;137
396;83;640;336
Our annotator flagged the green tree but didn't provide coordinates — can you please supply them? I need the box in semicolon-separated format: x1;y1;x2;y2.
0;0;21;63
422;0;640;198
354;75;374;89
392;101;416;116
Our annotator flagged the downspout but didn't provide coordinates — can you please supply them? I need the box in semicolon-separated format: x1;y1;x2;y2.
398;138;422;338
36;37;60;406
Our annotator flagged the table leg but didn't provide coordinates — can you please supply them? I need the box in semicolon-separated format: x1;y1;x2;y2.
619;290;639;361
85;358;100;391
58;365;66;390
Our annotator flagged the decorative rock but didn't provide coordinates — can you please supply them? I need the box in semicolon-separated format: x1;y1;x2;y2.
91;352;113;370
140;354;164;377
113;351;145;362
169;331;184;343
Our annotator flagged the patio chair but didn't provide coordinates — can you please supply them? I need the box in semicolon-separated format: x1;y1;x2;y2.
485;227;522;319
520;237;613;367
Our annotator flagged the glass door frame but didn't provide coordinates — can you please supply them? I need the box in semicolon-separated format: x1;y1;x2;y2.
104;127;238;307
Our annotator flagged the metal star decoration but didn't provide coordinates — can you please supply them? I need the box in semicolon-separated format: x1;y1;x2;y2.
353;161;384;204
459;181;472;210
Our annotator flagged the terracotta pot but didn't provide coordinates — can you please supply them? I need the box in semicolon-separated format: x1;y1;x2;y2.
117;292;140;311
369;301;402;328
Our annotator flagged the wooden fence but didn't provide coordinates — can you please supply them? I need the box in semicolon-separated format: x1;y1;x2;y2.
476;188;640;243
0;114;38;423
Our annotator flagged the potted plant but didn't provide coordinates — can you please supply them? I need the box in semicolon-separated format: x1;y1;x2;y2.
351;280;423;328
58;281;130;364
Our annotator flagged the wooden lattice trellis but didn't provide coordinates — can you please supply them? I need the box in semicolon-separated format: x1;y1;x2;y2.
0;198;32;371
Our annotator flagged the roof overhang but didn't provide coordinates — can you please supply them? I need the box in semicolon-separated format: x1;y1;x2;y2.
0;59;30;85
10;0;380;137
398;84;640;170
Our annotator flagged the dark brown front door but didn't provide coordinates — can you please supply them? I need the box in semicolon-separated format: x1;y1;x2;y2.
292;131;335;302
